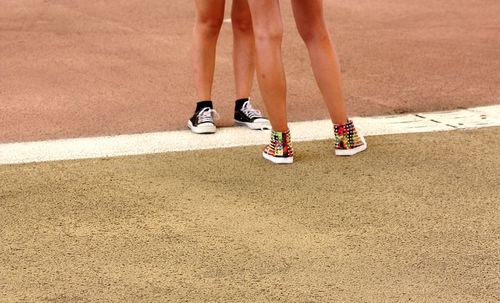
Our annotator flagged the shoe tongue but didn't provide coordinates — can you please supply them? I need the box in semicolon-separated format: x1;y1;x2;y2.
199;107;212;116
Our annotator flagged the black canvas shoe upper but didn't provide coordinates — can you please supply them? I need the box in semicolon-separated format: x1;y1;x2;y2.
190;102;218;127
234;99;267;123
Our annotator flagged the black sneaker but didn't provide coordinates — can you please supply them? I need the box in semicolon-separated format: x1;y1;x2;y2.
188;102;218;134
234;99;271;130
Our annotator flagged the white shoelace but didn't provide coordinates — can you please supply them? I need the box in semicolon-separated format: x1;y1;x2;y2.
241;100;263;119
197;107;219;123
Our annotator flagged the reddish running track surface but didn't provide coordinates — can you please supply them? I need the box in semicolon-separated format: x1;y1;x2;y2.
0;0;499;143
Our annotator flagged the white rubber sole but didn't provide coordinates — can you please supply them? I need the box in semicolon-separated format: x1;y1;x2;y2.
187;120;216;134
235;119;271;130
262;151;294;164
335;137;368;156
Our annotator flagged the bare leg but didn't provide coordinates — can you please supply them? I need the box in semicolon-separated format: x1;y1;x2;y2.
231;0;255;100
192;0;225;101
291;0;348;124
246;0;288;131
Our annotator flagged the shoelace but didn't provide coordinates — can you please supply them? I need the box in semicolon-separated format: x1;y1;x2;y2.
241;101;262;119
197;107;219;123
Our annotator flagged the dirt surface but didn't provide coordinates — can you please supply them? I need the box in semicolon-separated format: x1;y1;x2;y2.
1;0;499;143
1;127;499;302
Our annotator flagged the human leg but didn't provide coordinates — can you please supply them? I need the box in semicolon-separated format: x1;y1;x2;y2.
246;0;293;162
291;0;348;125
292;0;366;155
246;0;288;132
231;0;255;100
189;0;225;134
231;0;271;130
192;0;225;101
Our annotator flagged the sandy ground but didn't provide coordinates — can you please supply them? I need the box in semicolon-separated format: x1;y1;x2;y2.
1;0;499;143
1;127;499;302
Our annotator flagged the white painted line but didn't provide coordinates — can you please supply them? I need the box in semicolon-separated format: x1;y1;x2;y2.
0;105;499;165
223;18;232;23
419;109;500;129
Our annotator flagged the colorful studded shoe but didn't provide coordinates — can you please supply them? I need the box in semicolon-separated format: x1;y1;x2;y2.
262;129;294;164
334;120;367;156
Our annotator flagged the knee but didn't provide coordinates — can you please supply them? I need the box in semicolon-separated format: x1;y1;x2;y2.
195;15;223;37
297;23;330;44
253;25;283;45
231;15;253;35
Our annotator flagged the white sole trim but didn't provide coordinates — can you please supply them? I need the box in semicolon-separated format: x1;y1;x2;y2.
187;120;216;134
1;105;499;165
262;152;294;164
234;120;271;130
335;139;368;156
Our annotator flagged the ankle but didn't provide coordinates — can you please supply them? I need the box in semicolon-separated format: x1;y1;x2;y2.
196;100;213;112
235;97;250;110
271;129;290;136
333;118;350;127
272;126;289;133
